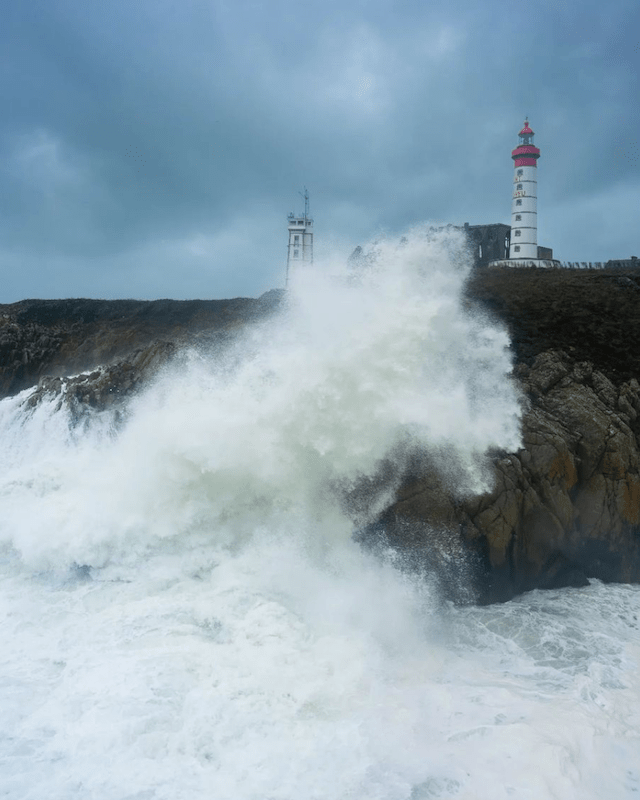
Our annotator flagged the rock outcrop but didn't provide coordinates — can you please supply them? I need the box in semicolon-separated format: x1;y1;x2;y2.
381;268;640;602
0;292;284;401
383;349;640;602
4;270;640;602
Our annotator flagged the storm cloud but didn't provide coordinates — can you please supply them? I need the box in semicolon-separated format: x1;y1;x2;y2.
1;0;638;300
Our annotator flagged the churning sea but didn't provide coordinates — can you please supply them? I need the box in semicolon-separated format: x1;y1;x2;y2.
1;229;639;799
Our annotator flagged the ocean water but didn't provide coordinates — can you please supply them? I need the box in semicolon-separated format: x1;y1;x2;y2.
1;229;639;799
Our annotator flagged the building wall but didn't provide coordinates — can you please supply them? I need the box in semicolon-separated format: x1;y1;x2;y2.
464;223;511;267
510;164;537;259
287;217;314;271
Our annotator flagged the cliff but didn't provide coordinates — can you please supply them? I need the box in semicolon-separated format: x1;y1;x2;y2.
382;268;640;601
3;270;640;602
0;292;283;406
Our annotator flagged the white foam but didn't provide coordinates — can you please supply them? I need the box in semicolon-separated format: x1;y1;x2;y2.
0;228;520;571
1;550;639;799
4;229;636;799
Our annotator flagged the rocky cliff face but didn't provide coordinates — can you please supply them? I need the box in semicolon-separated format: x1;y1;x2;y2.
385;349;640;602
0;293;284;402
3;271;640;603
382;268;640;602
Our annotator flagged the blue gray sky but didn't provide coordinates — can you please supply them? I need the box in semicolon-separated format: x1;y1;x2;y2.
1;0;639;300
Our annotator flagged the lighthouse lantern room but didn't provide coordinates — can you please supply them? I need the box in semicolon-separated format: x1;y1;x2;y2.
509;119;540;260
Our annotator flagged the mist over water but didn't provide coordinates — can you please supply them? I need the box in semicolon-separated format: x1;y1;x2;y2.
1;228;639;799
0;227;520;570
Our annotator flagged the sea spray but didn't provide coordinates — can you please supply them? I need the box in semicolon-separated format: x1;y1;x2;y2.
0;226;521;571
1;228;640;799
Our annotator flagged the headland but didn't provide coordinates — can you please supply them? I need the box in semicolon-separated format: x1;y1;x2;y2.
2;268;640;603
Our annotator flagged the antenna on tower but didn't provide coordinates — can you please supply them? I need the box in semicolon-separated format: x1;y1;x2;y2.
299;187;309;222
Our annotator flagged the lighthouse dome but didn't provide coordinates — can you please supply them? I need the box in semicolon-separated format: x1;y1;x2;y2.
519;119;534;136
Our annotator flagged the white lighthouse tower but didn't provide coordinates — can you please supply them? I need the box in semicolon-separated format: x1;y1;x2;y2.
509;119;540;261
286;188;313;285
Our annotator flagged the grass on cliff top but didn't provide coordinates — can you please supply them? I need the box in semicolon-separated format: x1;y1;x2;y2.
467;267;640;384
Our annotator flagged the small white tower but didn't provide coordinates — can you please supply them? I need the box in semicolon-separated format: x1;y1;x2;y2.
509;119;540;260
286;188;313;285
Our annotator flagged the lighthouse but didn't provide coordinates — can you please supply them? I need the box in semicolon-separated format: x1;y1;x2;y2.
509;118;540;260
286;188;313;285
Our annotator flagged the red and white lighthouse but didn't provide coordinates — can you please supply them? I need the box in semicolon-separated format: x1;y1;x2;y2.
509;119;540;260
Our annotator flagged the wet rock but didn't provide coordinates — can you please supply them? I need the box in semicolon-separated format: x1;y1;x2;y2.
5;271;640;603
0;293;284;401
381;267;640;603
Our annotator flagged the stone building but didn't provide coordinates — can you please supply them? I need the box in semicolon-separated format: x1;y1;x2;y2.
463;223;511;267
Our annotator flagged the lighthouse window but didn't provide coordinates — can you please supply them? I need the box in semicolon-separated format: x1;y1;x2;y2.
514;245;521;252
515;215;522;221
517;169;523;176
293;249;299;257
294;235;300;243
517;184;523;190
515;230;521;237
516;199;522;206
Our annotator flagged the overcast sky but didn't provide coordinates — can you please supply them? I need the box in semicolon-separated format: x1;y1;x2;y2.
1;0;638;301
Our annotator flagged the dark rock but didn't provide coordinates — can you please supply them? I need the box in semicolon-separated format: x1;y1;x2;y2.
5;270;640;603
0;293;284;401
379;268;640;602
